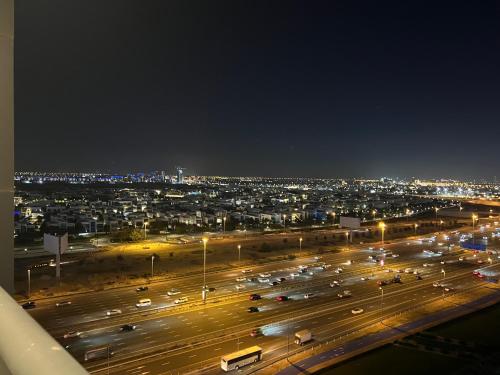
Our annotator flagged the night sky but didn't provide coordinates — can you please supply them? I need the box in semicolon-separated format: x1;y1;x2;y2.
14;1;500;180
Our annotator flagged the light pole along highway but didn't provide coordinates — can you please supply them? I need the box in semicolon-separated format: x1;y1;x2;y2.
379;221;386;245
202;237;208;302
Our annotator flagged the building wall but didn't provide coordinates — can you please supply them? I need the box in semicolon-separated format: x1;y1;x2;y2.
0;0;14;292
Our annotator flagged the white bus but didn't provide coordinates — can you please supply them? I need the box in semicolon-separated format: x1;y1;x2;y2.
84;346;113;361
221;346;262;371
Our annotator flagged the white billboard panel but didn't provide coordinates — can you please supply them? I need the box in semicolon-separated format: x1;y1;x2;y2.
339;216;361;229
44;233;68;254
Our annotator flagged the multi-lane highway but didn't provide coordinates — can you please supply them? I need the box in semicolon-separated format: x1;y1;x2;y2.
24;225;500;374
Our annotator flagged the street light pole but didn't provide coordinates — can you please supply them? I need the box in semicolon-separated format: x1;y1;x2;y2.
379;286;383;321
283;214;286;232
237;244;241;262
345;231;349;249
379;222;386;245
27;269;31;299
299;237;302;252
144;222;148;240
202;238;208;302
151;255;154;278
223;216;226;233
414;223;418;235
441;269;445;298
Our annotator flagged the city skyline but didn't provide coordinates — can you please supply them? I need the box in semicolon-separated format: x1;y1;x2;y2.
14;1;499;179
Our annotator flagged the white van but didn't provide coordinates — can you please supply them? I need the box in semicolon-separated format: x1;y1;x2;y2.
136;298;152;307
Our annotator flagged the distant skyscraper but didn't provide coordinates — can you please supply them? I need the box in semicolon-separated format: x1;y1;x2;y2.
176;167;185;184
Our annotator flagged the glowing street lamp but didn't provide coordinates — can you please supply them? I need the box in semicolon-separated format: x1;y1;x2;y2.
299;237;303;251
345;231;349;248
472;214;478;230
378;222;386;245
237;244;241;262
372;210;377;220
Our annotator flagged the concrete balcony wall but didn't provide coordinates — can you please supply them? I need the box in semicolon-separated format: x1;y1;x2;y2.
0;0;14;292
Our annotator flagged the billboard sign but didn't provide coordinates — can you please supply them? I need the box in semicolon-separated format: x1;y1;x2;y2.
339;216;361;229
44;233;68;254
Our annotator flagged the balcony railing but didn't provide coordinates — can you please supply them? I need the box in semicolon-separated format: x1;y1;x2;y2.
0;287;88;375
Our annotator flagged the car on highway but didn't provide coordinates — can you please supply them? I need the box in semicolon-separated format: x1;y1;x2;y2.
416;275;423;280
360;276;370;281
384;268;393;273
22;301;36;309
250;328;263;337
268;281;279;286
106;309;122;316
136;286;149;292
314;256;323;261
258;278;270;283
120;324;137;332
277;277;287;282
351;307;364;315
241;269;253;273
174;297;189;304
236;284;246;290
444;287;454;292
249;294;261;301
304;293;315;299
136;298;152;307
322;264;332;269
276;295;289;301
458;256;465;261
377;280;388;286
63;331;81;339
391;254;399;258
432;282;443;288
404;268;414;274
236;277;247;282
259;273;271;278
290;272;300;277
330;280;342;287
337;290;352;299
248;306;260;313
423;263;430;267
56;300;72;307
335;267;343;274
167;288;181;296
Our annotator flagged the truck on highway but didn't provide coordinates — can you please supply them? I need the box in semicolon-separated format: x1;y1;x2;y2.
84;346;113;361
294;329;312;345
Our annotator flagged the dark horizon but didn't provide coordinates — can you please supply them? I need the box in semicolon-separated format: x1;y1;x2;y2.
14;1;500;180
